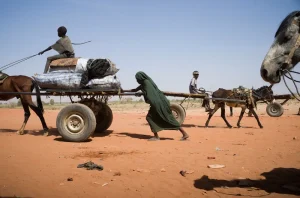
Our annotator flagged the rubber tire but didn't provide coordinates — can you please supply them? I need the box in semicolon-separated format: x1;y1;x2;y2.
56;103;96;142
266;102;284;117
95;103;113;133
170;103;186;125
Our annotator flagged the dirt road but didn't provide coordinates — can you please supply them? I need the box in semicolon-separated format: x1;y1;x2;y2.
0;103;299;198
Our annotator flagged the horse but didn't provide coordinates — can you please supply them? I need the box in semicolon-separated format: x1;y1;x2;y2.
260;11;300;85
205;86;273;129
0;74;49;136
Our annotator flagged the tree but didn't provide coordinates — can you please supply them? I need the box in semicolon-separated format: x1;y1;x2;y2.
50;99;55;105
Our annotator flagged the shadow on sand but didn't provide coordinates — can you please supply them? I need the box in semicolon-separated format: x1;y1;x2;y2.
194;167;300;196
117;132;174;140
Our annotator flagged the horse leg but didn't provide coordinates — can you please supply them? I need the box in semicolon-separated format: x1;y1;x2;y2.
24;95;49;136
10;79;31;135
249;108;263;129
230;107;233;116
16;101;31;135
237;107;246;128
205;104;220;127
10;78;48;135
221;104;232;128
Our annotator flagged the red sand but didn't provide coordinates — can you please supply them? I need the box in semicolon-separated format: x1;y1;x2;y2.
0;106;300;198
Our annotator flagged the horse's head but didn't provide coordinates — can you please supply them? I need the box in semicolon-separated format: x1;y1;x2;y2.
260;11;300;84
253;85;274;101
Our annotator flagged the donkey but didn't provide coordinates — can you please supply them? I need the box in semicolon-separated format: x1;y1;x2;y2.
260;11;300;84
205;86;273;129
0;74;49;136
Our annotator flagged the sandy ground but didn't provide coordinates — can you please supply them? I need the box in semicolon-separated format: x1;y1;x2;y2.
0;101;300;198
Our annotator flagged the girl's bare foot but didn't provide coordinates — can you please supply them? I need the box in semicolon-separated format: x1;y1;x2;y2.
180;135;189;141
148;137;160;141
148;133;160;141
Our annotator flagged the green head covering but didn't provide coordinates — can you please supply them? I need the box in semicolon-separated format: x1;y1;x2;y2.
135;71;158;88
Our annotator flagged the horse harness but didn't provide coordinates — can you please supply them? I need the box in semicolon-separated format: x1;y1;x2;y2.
285;32;300;65
0;72;9;84
281;29;300;101
231;86;256;109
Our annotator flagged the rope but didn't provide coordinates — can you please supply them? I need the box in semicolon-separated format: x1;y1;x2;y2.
71;40;91;45
283;70;300;83
281;69;300;101
0;54;38;71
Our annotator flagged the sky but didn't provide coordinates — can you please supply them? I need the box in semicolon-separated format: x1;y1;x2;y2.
0;0;299;102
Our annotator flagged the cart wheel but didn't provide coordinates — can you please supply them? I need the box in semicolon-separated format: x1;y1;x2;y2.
56;103;96;142
95;103;113;133
170;103;186;125
266;102;284;117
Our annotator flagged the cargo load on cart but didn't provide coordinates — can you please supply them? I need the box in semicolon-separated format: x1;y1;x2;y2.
33;57;121;90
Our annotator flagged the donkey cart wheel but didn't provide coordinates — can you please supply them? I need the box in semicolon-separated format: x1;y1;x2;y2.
56;103;96;142
266;102;284;117
95;103;113;133
170;103;186;125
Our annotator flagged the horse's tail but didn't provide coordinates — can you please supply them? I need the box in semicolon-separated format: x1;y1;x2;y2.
32;80;44;114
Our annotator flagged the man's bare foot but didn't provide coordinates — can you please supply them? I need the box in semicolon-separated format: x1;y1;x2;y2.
148;137;160;141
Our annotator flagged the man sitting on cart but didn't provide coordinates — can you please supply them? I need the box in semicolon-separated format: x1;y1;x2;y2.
38;26;75;73
189;71;211;112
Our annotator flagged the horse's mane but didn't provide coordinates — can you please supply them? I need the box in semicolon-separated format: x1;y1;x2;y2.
275;11;300;38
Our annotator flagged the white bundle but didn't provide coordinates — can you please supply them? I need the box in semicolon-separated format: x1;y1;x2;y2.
33;72;121;90
33;72;82;89
36;57;121;90
86;75;121;89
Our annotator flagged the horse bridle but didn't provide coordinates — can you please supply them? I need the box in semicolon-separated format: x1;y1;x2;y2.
279;22;300;101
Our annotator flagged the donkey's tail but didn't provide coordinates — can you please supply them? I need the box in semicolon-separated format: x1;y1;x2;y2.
32;80;44;114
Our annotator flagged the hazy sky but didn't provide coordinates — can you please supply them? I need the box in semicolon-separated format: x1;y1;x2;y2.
0;0;299;102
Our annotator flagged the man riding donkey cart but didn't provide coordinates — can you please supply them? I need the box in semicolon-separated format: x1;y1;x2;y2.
189;71;212;112
189;70;235;115
0;26;77;137
38;26;75;73
189;71;256;117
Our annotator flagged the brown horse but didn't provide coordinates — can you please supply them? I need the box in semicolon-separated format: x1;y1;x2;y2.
0;75;49;135
205;86;273;129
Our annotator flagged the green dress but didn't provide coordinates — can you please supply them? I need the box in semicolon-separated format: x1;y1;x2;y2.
135;71;181;133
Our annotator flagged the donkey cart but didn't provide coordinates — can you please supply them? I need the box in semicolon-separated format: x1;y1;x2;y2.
0;88;293;142
0;88;198;142
0;88;218;142
156;91;294;124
